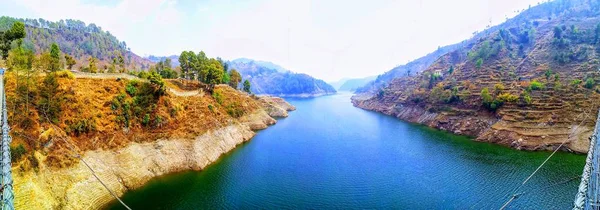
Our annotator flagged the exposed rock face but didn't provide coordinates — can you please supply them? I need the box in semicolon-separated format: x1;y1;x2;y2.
257;96;297;118
13;107;290;209
352;95;591;154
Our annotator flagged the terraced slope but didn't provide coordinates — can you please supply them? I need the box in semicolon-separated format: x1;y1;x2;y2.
353;0;600;153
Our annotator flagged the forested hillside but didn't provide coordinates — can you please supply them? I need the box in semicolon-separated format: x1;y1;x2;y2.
353;0;600;152
228;59;336;96
0;16;152;70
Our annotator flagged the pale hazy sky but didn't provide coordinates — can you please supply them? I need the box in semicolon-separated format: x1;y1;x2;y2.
0;0;542;81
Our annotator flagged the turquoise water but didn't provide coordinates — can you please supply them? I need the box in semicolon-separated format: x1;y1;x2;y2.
106;93;585;209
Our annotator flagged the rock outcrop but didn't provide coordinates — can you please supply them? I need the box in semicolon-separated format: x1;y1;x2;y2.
14;106;290;209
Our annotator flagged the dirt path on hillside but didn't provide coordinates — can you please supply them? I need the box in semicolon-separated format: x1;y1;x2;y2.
73;72;203;97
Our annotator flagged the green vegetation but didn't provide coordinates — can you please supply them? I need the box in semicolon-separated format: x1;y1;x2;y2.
152;58;178;79
571;79;583;87
585;78;595;89
65;54;76;70
475;58;483;69
243;80;252;93
0;17;148;69
0;21;25;59
111;73;167;128
10;144;26;163
229;69;242;89
49;43;61;71
529;80;544;90
521;90;532;104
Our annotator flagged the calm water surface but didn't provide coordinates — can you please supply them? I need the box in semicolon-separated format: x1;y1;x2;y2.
107;93;585;209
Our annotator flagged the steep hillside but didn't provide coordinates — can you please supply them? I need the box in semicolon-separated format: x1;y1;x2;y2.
338;76;376;91
7;71;294;208
355;43;464;94
0;16;153;70
353;0;600;153
228;59;336;97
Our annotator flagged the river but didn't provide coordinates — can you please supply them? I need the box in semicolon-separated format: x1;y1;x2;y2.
106;93;585;209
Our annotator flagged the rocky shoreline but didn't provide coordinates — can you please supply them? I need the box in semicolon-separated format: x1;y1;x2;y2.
352;95;591;154
13;97;295;209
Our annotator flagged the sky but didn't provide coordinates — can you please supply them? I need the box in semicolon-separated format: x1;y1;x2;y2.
0;0;543;81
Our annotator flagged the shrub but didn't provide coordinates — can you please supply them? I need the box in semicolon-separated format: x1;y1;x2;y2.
10;144;26;162
529;80;544;90
497;93;519;103
494;83;505;94
481;88;493;106
67;117;97;136
208;104;215;112
226;104;244;118
585;78;595;89
142;114;150;126
571;79;583;87
521;91;532;105
212;92;224;105
476;58;483;69
126;80;138;96
56;70;75;79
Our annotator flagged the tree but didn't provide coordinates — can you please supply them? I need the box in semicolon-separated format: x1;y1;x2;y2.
38;73;61;123
49;43;61;71
65;54;76;70
204;59;225;85
0;21;26;59
585;78;595;89
88;56;98;73
229;69;242;88
476;58;483;69
243;80;251;93
481;88;493;106
553;26;563;39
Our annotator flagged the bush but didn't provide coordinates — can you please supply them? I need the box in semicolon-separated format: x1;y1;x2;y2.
56;70;75;79
208;104;215;112
67;117;97;136
126;80;138;96
142;114;150;126
476;58;483;69
226;104;244;118
497;93;519;103
212;92;224;105
529;80;544;90
10;144;26;162
585;78;595;89
521;91;532;105
571;79;583;87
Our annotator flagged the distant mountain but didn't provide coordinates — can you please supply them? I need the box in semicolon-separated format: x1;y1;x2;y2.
232;58;289;73
228;59;336;97
328;78;349;90
338;76;376;91
0;16;153;70
146;55;180;67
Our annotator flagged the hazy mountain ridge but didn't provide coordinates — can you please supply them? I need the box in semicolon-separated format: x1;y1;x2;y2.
338;76;376;91
228;59;336;96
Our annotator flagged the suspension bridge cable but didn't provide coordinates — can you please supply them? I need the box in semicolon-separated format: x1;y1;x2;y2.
41;113;132;210
499;110;590;210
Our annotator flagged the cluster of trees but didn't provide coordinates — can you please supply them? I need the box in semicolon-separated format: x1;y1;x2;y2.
178;51;248;92
480;83;519;111
151;58;178;79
